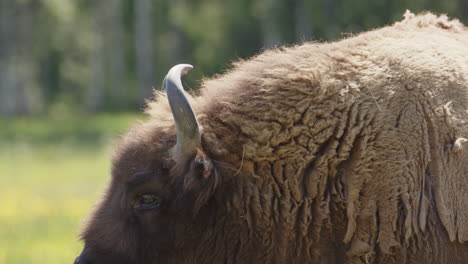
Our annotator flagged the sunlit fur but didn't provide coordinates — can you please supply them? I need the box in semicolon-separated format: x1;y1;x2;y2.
77;12;468;263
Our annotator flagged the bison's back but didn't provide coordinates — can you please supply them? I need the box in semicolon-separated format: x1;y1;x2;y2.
145;12;468;264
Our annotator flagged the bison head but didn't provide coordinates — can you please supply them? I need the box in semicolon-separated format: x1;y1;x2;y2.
74;65;227;264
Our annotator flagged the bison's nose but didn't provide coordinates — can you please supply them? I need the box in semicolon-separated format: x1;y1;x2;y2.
74;255;91;264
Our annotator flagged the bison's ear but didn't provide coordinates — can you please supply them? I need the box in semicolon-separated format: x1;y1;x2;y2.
184;149;215;188
164;64;218;215
183;149;218;215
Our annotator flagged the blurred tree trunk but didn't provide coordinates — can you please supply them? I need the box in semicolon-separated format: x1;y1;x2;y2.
323;0;338;39
461;0;468;19
0;0;40;116
324;0;335;25
260;0;282;48
86;2;106;113
103;0;128;109
168;28;186;67
93;0;129;109
168;0;186;66
21;1;42;114
134;0;155;104
295;0;313;42
87;35;105;113
0;0;17;116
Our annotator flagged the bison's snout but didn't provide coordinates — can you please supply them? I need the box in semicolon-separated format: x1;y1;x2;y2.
73;247;133;264
74;255;90;264
74;248;93;264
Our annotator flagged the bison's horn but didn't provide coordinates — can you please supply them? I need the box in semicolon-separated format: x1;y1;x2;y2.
164;64;200;160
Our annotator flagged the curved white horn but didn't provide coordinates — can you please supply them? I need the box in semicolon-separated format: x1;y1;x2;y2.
164;64;200;159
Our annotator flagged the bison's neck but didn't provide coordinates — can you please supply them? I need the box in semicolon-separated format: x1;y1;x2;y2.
196;35;468;261
201;98;468;263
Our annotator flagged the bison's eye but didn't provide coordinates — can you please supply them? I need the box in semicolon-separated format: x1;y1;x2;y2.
134;194;163;210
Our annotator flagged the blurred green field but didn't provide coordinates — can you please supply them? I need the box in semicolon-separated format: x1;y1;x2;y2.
0;114;142;264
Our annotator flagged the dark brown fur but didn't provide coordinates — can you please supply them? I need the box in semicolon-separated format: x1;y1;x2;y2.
76;12;468;264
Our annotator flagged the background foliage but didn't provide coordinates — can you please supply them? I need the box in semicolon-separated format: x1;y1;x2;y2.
0;0;467;116
1;0;467;263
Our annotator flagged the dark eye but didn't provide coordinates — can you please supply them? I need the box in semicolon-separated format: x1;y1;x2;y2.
134;194;163;210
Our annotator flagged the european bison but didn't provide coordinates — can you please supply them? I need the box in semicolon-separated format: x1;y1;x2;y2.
75;11;468;263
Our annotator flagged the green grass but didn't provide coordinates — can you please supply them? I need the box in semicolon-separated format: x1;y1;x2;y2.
0;113;142;264
0;113;141;145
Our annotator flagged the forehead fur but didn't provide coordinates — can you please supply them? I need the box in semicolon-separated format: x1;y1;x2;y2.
110;118;174;185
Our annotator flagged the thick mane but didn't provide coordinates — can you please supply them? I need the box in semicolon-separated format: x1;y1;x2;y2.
146;11;467;128
398;10;465;32
147;11;468;261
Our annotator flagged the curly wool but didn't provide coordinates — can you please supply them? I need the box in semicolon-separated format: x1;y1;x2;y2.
142;11;468;263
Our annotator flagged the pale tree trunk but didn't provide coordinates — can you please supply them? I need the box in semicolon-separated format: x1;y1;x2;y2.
87;34;105;113
17;1;42;114
324;0;335;25
0;0;40;116
323;0;338;39
461;0;468;20
260;0;282;49
86;2;105;112
96;0;128;109
134;0;155;104
108;0;127;108
295;0;313;42
0;0;17;116
167;27;188;70
167;0;186;66
168;28;185;67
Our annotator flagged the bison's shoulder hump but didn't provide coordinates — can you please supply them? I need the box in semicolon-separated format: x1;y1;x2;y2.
396;10;465;33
